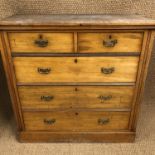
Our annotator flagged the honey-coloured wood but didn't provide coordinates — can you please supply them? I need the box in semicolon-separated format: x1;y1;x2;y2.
19;131;135;143
78;33;143;53
18;86;134;110
0;15;154;143
23;111;130;131
9;32;74;53
13;57;139;83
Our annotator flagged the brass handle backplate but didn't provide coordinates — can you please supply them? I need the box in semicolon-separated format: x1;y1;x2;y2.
98;118;110;125
41;96;54;102
103;39;117;47
103;37;117;47
101;67;115;74
38;67;51;74
103;35;117;47
98;95;112;102
34;35;48;47
44;119;56;125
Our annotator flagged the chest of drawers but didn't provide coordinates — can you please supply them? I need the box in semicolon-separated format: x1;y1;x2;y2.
0;15;155;142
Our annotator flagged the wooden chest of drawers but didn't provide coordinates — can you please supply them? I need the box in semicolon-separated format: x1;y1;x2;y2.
0;15;155;142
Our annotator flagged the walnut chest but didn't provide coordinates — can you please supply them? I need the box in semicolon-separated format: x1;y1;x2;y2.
0;15;155;142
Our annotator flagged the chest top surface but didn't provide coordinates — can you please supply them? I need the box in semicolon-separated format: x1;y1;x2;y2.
0;15;155;28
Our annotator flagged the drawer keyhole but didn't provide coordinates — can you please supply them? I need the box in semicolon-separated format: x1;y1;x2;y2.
75;112;79;116
74;59;78;63
75;88;78;91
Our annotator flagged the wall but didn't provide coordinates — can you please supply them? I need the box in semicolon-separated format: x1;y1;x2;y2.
0;0;18;19
18;0;155;18
0;0;155;19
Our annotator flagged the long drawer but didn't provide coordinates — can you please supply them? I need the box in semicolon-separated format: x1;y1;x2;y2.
23;111;130;131
19;86;134;109
78;32;143;53
9;32;74;53
13;57;139;83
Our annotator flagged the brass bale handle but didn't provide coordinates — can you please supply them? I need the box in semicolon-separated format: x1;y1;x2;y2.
44;119;56;125
101;67;115;74
103;39;117;47
98;95;112;102
38;67;51;74
98;118;110;125
34;35;48;47
41;96;54;102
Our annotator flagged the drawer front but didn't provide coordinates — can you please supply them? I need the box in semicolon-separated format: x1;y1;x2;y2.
13;57;139;83
9;33;74;53
78;33;143;53
19;86;134;109
23;111;130;131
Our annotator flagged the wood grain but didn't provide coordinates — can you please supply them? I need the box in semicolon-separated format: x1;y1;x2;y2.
78;33;143;53
18;86;134;110
13;57;139;83
9;32;74;53
23;111;130;131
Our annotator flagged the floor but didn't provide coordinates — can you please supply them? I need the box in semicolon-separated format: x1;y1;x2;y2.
0;99;155;155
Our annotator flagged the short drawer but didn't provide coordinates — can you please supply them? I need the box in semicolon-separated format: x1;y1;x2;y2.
19;86;134;109
9;32;74;53
13;57;139;83
23;111;130;131
78;32;143;53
